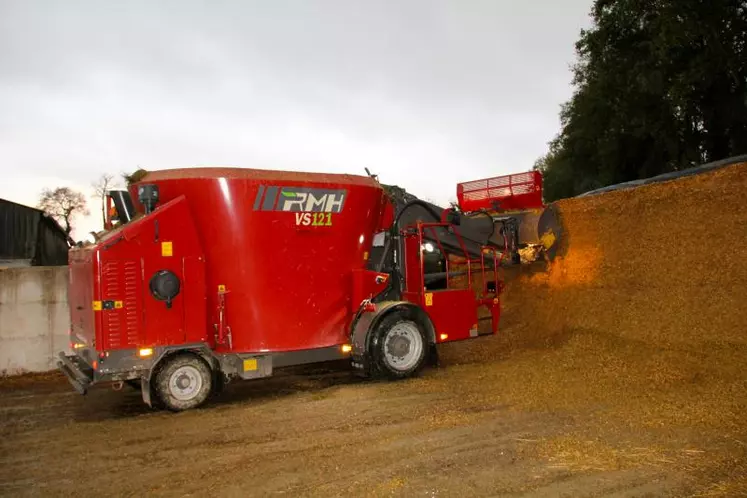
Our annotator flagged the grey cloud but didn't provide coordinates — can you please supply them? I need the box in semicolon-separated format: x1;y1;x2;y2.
0;0;592;238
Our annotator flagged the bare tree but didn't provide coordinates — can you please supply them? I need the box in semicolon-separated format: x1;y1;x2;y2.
38;187;89;235
92;173;115;228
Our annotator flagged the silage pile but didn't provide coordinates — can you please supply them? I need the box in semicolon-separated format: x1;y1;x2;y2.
449;161;747;356
502;160;747;355
440;162;747;457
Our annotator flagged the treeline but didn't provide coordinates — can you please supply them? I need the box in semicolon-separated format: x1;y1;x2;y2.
537;0;747;201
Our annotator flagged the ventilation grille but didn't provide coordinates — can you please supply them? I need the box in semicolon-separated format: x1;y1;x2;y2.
101;260;141;349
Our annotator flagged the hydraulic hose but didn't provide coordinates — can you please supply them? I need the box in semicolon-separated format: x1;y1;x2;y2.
375;200;443;272
375;200;500;272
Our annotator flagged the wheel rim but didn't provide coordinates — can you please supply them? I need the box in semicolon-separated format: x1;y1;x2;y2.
383;321;423;371
168;365;203;401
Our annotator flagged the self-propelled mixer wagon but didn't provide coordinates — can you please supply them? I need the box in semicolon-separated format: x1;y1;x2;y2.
58;167;507;411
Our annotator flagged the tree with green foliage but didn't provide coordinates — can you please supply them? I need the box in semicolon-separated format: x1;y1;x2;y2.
538;0;747;202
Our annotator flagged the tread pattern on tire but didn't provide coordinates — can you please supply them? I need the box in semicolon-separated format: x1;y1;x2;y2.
154;353;213;412
370;309;428;380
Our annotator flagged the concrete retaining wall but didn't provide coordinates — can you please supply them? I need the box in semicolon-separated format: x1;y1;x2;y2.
0;267;70;375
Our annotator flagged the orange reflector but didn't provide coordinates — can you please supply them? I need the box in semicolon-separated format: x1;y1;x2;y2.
138;348;154;358
439;333;449;341
92;360;98;370
341;344;352;353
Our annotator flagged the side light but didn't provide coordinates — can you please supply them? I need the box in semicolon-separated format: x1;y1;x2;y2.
72;343;85;349
341;344;353;353
138;348;154;358
439;333;449;341
92;360;98;370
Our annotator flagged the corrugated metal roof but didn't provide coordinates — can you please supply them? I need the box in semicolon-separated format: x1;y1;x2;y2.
0;198;71;265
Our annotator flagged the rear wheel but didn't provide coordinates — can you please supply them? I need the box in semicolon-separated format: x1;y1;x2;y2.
370;310;428;379
154;354;213;411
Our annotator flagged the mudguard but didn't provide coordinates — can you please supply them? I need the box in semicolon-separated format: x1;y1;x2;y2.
350;300;437;375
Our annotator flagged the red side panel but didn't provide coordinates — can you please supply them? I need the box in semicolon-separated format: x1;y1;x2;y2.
68;249;96;347
183;255;208;344
133;197;205;349
423;290;478;341
141;256;186;347
91;196;207;351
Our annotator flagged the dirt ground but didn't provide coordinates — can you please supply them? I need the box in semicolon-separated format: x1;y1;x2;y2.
1;163;746;497
1;311;743;497
0;352;722;498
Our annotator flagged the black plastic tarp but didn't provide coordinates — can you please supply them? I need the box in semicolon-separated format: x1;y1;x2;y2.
0;199;71;266
577;154;747;198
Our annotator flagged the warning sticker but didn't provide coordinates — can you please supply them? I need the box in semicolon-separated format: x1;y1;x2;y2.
161;241;173;257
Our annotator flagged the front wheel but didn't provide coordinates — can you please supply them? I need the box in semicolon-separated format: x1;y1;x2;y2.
370;311;428;379
154;354;213;412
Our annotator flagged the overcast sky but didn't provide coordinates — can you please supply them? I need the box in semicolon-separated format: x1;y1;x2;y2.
0;0;592;240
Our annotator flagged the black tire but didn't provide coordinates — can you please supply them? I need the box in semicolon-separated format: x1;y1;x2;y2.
153;353;213;412
370;309;429;380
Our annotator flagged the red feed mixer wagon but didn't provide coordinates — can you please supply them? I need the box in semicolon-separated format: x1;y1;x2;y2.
58;167;507;411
